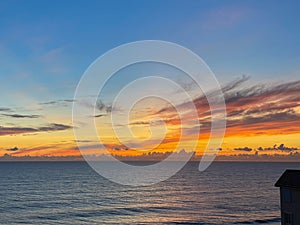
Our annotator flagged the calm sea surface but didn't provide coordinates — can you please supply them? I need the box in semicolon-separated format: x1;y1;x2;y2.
1;161;299;225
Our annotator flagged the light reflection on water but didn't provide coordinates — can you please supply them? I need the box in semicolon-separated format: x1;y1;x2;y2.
1;161;298;224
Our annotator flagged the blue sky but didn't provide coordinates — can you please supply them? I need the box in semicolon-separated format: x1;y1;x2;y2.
0;0;300;106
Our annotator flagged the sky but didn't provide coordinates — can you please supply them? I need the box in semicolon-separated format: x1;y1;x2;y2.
0;0;300;159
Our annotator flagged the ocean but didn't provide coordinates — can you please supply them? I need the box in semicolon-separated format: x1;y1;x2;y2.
1;161;299;224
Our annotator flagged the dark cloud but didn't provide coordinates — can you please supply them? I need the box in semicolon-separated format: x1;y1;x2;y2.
79;99;120;116
258;144;298;152
129;121;150;126
0;123;72;136
234;147;252;152
6;147;19;151
1;113;41;119
38;123;72;132
0;127;36;136
63;99;75;103
0;107;12;112
40;101;57;105
93;114;104;118
110;145;130;151
74;139;94;143
96;100;112;113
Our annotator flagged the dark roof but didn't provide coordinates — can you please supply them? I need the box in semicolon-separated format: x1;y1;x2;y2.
275;170;300;188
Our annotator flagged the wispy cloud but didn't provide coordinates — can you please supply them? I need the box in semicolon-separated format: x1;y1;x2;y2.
38;123;72;132
200;5;254;30
39;99;75;106
0;123;72;136
152;77;300;139
39;47;69;74
1;113;41;119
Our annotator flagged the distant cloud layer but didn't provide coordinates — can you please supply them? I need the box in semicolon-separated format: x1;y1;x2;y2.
233;144;298;153
258;144;299;152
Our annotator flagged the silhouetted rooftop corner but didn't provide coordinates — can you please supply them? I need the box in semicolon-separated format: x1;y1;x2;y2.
275;169;300;188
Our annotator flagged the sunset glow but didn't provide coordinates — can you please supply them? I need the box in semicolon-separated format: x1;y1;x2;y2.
1;1;299;161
